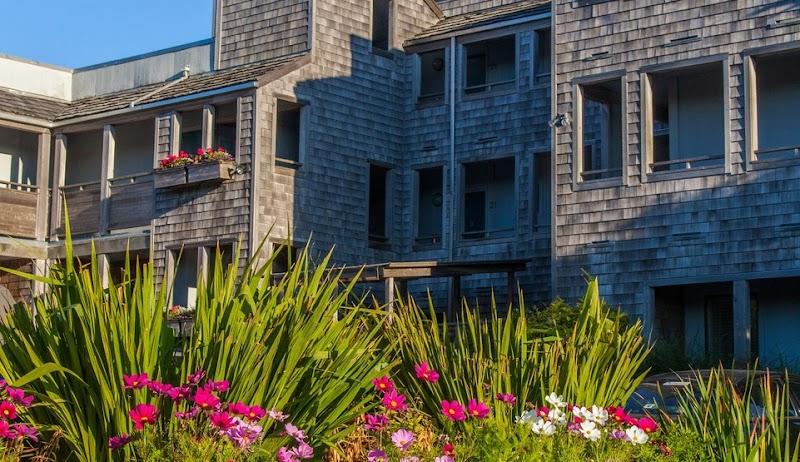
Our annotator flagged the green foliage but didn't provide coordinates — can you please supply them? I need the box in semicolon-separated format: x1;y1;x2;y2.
659;426;713;462
0;220;176;461
527;296;628;339
672;366;800;462
387;278;651;429
180;243;395;447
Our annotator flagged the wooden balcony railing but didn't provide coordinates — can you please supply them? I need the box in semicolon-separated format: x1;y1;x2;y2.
649;154;724;173
108;173;155;230
754;145;800;163
0;180;38;238
58;181;101;235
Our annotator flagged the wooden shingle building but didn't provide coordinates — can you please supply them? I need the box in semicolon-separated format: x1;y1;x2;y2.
0;0;799;366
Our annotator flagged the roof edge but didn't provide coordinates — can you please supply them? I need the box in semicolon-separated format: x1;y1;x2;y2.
423;0;445;19
404;8;551;48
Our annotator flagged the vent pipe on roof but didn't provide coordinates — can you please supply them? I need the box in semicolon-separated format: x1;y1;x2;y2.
129;66;191;108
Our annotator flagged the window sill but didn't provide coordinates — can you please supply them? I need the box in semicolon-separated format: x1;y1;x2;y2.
575;177;623;191
458;234;516;245
275;158;303;171
749;157;800;172
461;86;517;102
415;97;446;109
645;165;725;182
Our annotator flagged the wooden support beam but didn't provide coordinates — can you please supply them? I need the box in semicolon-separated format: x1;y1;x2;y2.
733;280;752;364
35;132;51;240
197;246;210;288
202;105;215;150
385;276;395;313
449;275;461;320
99;125;116;234
31;259;48;298
50;134;67;238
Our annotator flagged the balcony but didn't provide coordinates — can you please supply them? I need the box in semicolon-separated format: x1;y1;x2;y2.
0;181;38;238
0;126;44;239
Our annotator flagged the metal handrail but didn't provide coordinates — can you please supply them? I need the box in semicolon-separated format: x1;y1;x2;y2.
754;145;800;159
0;180;38;193
650;154;724;170
60;181;102;192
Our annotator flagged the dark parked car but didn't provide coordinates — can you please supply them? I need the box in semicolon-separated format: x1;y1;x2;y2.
626;370;800;439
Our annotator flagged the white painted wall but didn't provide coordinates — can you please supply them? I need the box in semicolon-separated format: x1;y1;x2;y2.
64;131;102;185
0;55;72;100
0;127;38;186
114;120;155;177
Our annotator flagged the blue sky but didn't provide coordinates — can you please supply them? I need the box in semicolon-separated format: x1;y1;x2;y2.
2;1;214;68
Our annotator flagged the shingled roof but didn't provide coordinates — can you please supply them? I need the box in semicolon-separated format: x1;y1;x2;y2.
407;0;550;46
0;52;310;123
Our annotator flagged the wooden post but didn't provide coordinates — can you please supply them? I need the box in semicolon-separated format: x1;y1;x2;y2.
31;259;48;297
35;132;51;241
202;105;215;150
170;112;181;154
506;271;516;309
197;246;210;288
733;280;752;364
99;125;116;234
50;134;67;238
449;275;461;320
385;276;395;313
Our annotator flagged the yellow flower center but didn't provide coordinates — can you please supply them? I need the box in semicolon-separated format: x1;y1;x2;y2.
449;409;455;415
390;401;397;407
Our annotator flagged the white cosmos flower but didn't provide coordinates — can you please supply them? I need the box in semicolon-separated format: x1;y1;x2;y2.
572;406;591;421
625;426;649;445
579;421;602;442
590;405;609;425
515;410;537;425
531;417;556;436
545;393;567;409
548;408;567;426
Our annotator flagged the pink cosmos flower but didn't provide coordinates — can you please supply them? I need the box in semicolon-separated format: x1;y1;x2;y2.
210;411;236;430
0;420;9;438
0;401;17;420
467;399;491;419
363;413;389;431
0;379;6;389
224;419;263;448
434;457;455;462
245;405;266;422
391;428;416;451
372;376;395;393
174;407;199;420
187;369;205;384
290;442;314;460
122;374;149;390
165;386;190;402
414;362;440;383
636;417;658;433
8;423;37;442
443;442;455;456
108;434;132;450
536;405;550;419
146;381;172;396
610;406;629;423
496;393;516;405
440;400;465;422
5;388;33;408
367;449;388;462
400;458;420;462
609;429;627;440
382;389;408;412
228;401;249;416
205;380;230;393
193;388;220;411
128;403;158;430
268;409;289;422
276;447;297;462
284;423;306;442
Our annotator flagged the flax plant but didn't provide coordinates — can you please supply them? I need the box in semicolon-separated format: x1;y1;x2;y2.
0;217;176;462
673;366;800;462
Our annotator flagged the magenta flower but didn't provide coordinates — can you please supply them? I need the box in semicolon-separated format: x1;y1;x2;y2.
193;388;220;411
382;389;408;412
363;413;389;431
224;418;263;448
0;379;6;389
636;416;659;433
0;420;9;438
268;409;289;422
175;407;199;420
5;388;33;408
128;403;158;430
205;379;230;393
245;405;266;422
496;393;516;405
276;447;296;462
609;429;627;440
165;386;190;402
187;369;205;384
146;381;172;396
391;428;416;451
210;411;236;430
108;434;132;450
0;401;17;420
536;405;550;419
284;423;306;442
440;400;465;422
467;399;491;419
372;376;395;393
367;449;388;462
228;401;249;416
414;362;440;383
9;423;37;442
122;373;149;390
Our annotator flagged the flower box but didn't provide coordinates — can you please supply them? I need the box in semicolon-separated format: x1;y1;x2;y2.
154;167;187;189
186;161;234;184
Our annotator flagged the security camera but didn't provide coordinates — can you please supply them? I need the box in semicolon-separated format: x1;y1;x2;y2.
549;113;572;129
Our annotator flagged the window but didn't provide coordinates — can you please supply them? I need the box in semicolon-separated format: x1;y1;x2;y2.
533;152;551;229
464;35;516;95
752;49;800;161
418;49;446;103
179;110;203;154
0;127;38;189
372;0;391;51
172;247;199;309
368;164;390;243
416;166;443;245
534;28;551;85
275;99;302;163
646;63;724;173
213;103;237;154
270;242;299;276
462;157;515;239
578;79;623;181
208;243;234;279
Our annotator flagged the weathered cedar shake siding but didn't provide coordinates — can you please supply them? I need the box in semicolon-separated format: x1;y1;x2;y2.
553;1;800;322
